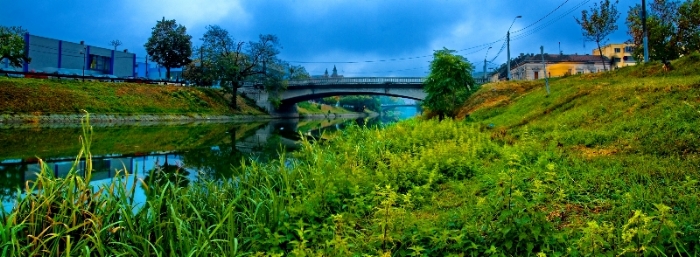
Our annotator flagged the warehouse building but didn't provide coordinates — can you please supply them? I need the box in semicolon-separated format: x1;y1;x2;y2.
1;33;136;78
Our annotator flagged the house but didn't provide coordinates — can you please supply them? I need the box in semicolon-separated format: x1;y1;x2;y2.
592;43;636;68
0;33;136;78
507;53;610;81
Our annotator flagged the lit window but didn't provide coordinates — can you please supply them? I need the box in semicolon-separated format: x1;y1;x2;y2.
89;55;111;73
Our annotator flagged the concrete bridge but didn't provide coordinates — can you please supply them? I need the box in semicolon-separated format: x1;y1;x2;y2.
241;76;487;117
241;77;428;117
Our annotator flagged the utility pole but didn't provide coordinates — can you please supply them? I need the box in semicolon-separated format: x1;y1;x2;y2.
507;31;511;80
642;0;649;63
484;46;492;81
541;46;550;95
145;55;149;79
506;15;521;81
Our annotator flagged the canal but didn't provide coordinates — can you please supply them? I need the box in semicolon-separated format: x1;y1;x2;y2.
0;108;418;213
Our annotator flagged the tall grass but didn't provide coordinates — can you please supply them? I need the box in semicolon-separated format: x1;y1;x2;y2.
3;75;700;256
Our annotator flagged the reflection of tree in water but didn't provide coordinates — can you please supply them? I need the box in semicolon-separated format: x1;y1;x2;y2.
0;164;27;203
179;127;249;180
143;155;190;190
180;126;287;180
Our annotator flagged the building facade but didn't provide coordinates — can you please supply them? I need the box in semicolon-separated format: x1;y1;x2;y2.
0;33;136;78
592;43;636;68
506;54;609;81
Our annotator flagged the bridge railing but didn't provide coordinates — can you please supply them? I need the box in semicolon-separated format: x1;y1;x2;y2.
284;77;426;86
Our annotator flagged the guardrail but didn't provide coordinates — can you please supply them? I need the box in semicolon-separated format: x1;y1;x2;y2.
1;70;187;86
286;77;426;86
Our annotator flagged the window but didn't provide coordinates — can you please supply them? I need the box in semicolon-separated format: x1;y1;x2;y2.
624;46;634;52
89;55;111;73
614;48;621;53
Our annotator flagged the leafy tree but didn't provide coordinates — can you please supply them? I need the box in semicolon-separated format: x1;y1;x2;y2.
144;17;193;80
338;95;381;112
677;0;700;54
0;26;30;67
423;48;475;120
182;59;215;87
198;25;281;109
261;62;311;107
575;0;620;71
627;0;700;62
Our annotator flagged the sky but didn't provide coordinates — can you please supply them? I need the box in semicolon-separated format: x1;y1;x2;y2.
0;0;640;77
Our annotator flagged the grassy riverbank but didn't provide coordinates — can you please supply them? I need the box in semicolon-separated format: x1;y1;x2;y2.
297;101;354;115
2;54;699;256
0;77;265;116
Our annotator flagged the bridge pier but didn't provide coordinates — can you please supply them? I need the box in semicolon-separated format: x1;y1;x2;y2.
240;86;301;118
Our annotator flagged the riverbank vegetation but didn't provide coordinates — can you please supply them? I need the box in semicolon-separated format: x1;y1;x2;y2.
0;77;265;115
2;54;699;255
297;101;353;115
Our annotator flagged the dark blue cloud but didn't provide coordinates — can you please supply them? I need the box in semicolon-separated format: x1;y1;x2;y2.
0;0;642;76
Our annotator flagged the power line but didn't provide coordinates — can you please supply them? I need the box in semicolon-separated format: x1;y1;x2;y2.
510;0;571;34
510;0;591;42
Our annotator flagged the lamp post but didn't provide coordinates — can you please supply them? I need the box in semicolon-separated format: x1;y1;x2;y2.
80;46;86;82
507;15;522;81
642;0;649;62
483;46;492;81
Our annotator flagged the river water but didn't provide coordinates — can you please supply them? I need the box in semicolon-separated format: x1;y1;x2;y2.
0;109;418;213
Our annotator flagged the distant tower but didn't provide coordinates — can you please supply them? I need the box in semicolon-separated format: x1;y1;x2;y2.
324;68;329;78
332;65;338;77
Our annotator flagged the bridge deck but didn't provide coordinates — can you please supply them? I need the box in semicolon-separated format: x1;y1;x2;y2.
244;76;489;87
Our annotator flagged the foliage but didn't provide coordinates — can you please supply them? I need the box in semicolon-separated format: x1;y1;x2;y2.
3;57;700;255
338;95;381;112
0;26;30;67
144;17;193;80
423;48;475;119
575;0;620;71
182;60;216;87
262;62;310;108
198;25;281;109
626;0;700;62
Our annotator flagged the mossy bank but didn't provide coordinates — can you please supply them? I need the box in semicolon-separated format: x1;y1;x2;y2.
0;77;267;122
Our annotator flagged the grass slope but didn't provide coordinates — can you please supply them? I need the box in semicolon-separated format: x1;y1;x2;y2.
459;53;700;157
297;101;353;114
0;77;265;115
3;55;700;256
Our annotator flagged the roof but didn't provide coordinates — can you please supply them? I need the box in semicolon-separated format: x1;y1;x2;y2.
512;54;609;69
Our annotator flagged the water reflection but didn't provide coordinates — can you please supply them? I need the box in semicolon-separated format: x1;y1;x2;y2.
1;113;413;212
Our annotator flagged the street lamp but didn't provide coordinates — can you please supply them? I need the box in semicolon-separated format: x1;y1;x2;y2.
80;46;86;82
507;15;522;81
483;46;493;81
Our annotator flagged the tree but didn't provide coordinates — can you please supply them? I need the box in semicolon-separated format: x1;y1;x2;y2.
265;62;311;107
182;60;215;86
144;17;193;80
198;25;281;109
677;0;700;54
109;39;122;50
0;26;30;67
576;0;620;71
423;48;475;120
627;0;700;62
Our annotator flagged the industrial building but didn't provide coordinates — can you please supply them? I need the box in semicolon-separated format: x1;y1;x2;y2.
1;33;136;78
